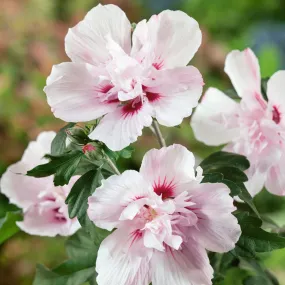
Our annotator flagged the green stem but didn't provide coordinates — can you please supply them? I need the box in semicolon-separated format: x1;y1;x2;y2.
152;120;166;148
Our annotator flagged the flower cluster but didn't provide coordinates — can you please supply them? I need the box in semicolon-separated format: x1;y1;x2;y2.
1;4;285;285
192;48;285;197
44;4;203;151
1;132;80;236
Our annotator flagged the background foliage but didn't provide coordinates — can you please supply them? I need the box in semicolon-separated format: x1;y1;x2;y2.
1;0;285;284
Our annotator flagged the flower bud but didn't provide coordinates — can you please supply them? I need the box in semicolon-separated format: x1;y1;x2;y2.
82;142;104;161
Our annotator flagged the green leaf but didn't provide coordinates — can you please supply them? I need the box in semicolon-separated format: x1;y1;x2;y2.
33;263;95;285
237;183;260;218
202;173;242;196
261;78;269;102
241;258;279;285
27;151;84;186
51;123;75;156
224;88;240;100
200;151;250;172
66;126;91;145
118;146;134;159
34;228;109;285
66;170;104;219
232;213;285;258
0;211;22;244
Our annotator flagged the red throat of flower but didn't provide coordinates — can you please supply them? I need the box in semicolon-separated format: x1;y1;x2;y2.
153;178;175;199
272;106;281;124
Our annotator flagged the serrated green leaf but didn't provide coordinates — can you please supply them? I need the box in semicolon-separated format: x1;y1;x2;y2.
232;213;285;258
27;151;83;186
0;211;22;244
66;170;103;219
51;123;75;156
200;151;250;172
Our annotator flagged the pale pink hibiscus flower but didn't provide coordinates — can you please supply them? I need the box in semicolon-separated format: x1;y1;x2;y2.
88;144;241;285
0;131;80;237
44;4;204;151
191;48;285;197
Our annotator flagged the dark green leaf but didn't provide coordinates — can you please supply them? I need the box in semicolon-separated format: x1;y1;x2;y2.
66;170;104;219
27;151;84;186
66;126;91;145
224;88;240;100
33;263;95;285
232;213;285;258
51;123;75;156
0;211;22;244
34;228;109;285
261;78;269;101
241;258;279;285
237;183;260;217
202;173;242;196
200;151;250;172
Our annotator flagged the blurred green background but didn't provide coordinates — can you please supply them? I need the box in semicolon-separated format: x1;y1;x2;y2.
1;0;285;284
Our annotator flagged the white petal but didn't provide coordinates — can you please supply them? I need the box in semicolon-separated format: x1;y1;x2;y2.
89;101;152;151
132;10;201;68
0;132;56;209
147;66;203;126
44;62;118;122
189;183;241;253
224;48;261;97
267;70;285;125
244;164;267;197
65;4;131;65
265;157;285;196
96;228;151;285
151;239;213;285
17;203;80;237
140;145;196;199
88;170;152;231
191;87;240;146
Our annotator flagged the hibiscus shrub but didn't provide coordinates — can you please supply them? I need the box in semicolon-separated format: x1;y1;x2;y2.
1;3;285;285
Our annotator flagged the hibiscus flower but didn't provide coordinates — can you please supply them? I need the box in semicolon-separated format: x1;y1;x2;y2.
88;144;240;285
191;48;285;196
44;4;204;151
0;132;80;236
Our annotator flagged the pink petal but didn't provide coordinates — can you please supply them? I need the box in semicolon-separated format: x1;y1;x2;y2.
96;227;151;285
88;170;152;231
89;100;152;151
44;62;118;122
244;164;267;197
65;4;131;65
224;48;261;97
191;87;240;146
189;183;241;253
146;66;203;127
265;158;285;196
0;132;56;209
267;70;285;125
140;145;196;199
150;239;213;285
132;11;201;69
17;202;80;237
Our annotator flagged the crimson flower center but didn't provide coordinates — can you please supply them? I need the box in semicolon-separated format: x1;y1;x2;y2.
272;106;281;124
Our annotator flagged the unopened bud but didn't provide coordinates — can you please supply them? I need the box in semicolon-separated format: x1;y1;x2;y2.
82;142;103;161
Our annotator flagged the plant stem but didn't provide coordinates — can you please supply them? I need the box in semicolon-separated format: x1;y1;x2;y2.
104;154;120;175
152;120;166;148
